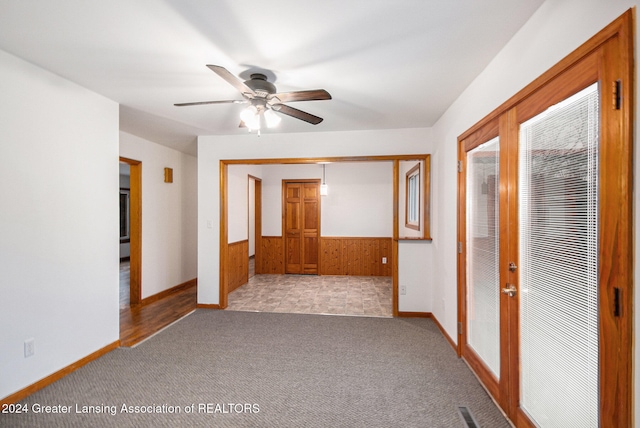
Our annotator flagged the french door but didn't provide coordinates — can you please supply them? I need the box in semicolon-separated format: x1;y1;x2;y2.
457;11;633;427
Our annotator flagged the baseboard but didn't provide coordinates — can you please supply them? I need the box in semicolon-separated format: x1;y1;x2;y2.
196;303;222;310
140;278;197;306
0;340;119;405
397;311;432;318
397;311;458;354
429;314;458;354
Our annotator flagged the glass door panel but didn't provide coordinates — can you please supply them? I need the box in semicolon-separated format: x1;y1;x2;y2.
466;136;501;377
518;83;599;427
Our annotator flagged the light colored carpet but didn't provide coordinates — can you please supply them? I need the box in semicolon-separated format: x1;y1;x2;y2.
2;310;509;427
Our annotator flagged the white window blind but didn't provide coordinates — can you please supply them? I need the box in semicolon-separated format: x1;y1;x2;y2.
519;83;599;427
466;136;500;377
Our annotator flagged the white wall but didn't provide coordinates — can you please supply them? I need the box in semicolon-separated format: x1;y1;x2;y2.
198;128;433;305
429;0;639;422
398;241;431;312
227;164;263;244
0;49;119;400
120;132;197;299
257;162;393;237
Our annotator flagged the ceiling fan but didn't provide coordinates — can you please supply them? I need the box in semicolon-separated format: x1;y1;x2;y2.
175;65;331;130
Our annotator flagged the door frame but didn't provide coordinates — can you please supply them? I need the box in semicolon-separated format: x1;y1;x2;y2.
248;175;262;276
119;156;142;306
456;10;634;427
218;154;432;315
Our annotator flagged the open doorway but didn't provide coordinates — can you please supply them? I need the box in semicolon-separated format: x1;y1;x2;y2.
119;157;141;307
248;176;262;279
220;156;432;316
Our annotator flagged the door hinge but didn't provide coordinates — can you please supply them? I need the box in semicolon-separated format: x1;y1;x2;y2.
457;242;462;253
614;287;621;317
457;160;463;173
614;79;622;110
457;322;463;335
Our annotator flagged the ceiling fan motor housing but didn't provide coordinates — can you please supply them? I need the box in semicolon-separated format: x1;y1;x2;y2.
244;73;276;97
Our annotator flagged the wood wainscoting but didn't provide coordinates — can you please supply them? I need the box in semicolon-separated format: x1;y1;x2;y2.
228;240;249;292
321;237;392;276
258;236;285;274
257;236;392;277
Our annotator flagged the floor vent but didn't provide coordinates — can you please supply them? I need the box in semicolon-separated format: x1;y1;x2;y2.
457;406;480;428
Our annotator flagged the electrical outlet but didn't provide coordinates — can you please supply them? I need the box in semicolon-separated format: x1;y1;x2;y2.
24;338;35;358
382;257;387;264
400;285;407;295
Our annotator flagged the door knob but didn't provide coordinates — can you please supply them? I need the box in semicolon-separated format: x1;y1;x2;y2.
502;283;517;297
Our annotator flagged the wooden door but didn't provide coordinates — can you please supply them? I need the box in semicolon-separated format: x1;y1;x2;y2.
457;12;633;427
284;180;320;274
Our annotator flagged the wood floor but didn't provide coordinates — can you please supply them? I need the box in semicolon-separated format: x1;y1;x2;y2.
119;261;197;347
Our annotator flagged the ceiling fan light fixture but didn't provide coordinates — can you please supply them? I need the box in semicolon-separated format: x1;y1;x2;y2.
263;108;281;128
240;105;260;130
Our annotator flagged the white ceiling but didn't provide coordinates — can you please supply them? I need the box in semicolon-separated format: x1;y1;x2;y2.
0;0;544;155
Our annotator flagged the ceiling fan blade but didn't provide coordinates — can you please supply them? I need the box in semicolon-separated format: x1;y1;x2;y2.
269;89;331;103
174;100;247;107
273;104;323;125
207;65;256;97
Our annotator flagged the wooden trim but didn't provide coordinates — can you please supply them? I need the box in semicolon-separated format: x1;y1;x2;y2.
404;162;421;230
219;161;228;309
119;157;141;306
222;154;432;165
249;176;262;275
196;303;222;309
397;311;431;318
0;341;119;405
597;10;634;426
423;155;432;240
140;278;197;306
392;160;399;316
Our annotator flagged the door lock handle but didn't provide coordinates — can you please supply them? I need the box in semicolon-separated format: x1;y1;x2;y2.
502;283;517;297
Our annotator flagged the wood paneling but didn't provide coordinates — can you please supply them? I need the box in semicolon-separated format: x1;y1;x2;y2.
228;240;249;293
320;237;392;276
259;236;284;274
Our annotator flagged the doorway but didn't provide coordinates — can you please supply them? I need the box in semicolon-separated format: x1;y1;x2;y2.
248;176;262;278
283;180;320;275
119;157;141;306
457;11;633;427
